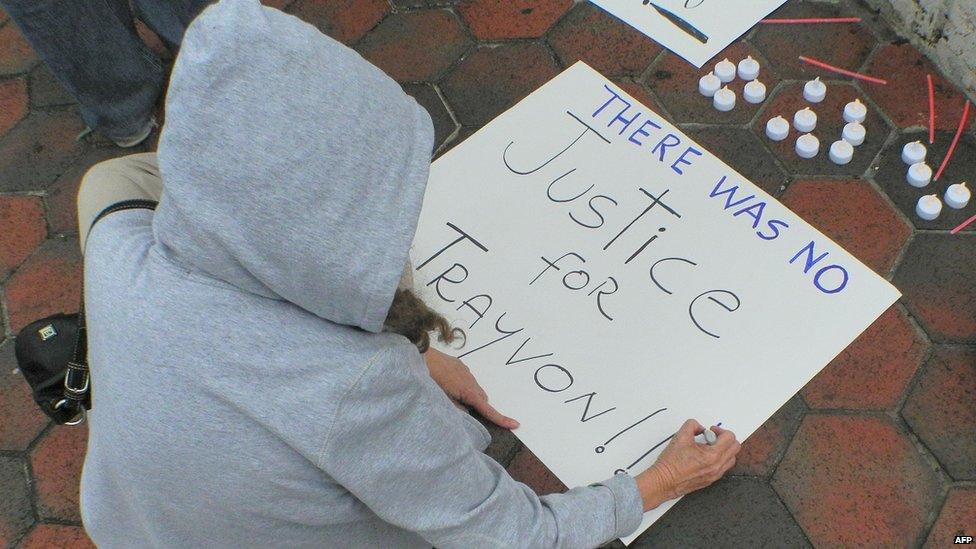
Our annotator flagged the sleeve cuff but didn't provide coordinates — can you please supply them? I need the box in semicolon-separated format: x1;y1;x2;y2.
592;473;644;538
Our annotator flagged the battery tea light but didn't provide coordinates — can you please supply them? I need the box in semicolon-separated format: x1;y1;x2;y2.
766;116;789;141
793;107;817;132
843;99;867;123
714;58;736;83
945;182;971;209
842;122;866;146
901;140;927;165
916;194;942;220
829;140;853;165
803;77;827;103
743;79;766;104
796;133;820;159
698;73;721;97
737;56;760;81
906;162;932;188
713;86;736;112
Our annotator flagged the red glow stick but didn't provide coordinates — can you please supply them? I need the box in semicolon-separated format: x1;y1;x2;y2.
950;213;976;235
933;100;971;181
927;74;936;144
798;56;888;85
761;17;861;24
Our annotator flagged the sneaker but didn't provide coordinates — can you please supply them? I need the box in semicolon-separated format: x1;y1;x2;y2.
76;117;157;148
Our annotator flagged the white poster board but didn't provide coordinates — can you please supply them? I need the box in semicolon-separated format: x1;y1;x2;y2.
409;62;900;543
588;0;788;67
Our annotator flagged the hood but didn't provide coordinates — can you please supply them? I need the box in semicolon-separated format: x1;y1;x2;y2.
153;0;435;333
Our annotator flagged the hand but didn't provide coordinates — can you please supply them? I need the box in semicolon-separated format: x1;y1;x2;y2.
424;349;519;430
636;419;739;511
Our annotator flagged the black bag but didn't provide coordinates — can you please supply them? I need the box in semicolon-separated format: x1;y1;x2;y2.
15;311;88;425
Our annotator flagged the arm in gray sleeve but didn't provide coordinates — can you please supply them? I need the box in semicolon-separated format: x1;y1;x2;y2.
318;347;644;548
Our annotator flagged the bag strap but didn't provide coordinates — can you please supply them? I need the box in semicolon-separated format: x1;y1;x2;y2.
60;199;159;425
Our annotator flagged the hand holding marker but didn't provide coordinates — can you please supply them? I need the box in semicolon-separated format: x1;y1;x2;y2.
694;422;721;445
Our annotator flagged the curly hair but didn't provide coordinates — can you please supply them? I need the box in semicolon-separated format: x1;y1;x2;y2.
383;288;464;353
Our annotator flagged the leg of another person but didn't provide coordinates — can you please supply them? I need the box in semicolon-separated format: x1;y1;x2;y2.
132;0;216;52
0;0;163;144
77;153;164;253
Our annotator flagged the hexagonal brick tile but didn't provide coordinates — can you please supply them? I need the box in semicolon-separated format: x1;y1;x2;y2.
434;125;477;160
751;3;876;81
801;306;927;410
0;77;27;137
390;0;459;7
0;22;38;75
646;42;778;126
287;0;389;44
634;477;810;547
683;127;788;196
902;346;976;480
134;19;169;59
4;237;82;333
46;148;134;236
893;233;976;343
0;109;88;193
261;0;295;9
18;524;94;549
862;43;968;131
611;79;666;118
780;180;911;275
30;423;87;522
924;487;976;547
547;3;662;77
0;340;50;451
0;195;46;278
506;447;566;496
730;395;805;477
441;42;560;127
758;82;890;177
0;456;33;546
772;414;943;547
459;0;572;40
873;131;976;232
358;10;470;82
28;64;74;108
403;83;456;151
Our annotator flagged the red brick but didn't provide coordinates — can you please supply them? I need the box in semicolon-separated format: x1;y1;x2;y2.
730;395;805;477
0;341;49;451
46;148;132;236
0;7;8;25
0;22;37;75
0;195;46;278
134;19;169;59
802;307;927;410
548;3;662;77
684;126;788;196
287;0;389;44
358;10;470;82
893;233;976;343
4;238;82;333
759;82;891;177
18;524;95;549
902;346;976;480
646;42;777;126
772;414;942;547
30;423;87;522
780;180;912;276
506;448;566;496
924;487;976;547
863;43;968;130
0;110;88;193
403;83;456;151
751;3;876;80
459;0;572;40
0;456;33;546
441;42;560;127
0;77;27;137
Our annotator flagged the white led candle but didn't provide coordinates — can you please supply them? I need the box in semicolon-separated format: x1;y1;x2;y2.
713;86;736;112
698;73;721;97
793;107;817;132
796;133;820;159
714;58;736;83
829;140;853;165
743;79;766;104
842;122;866;146
766;116;789;141
737;56;760;81
803;77;827;103
945;182;971;209
843;98;867;123
906;162;932;188
916;194;942;220
902;141;927;165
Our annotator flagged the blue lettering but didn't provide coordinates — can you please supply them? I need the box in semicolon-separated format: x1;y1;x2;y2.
652;134;681;162
733;201;766;229
628;119;662;146
789;241;829;273
709;176;755;210
757;219;789;240
593;85;630;118
670;147;702;175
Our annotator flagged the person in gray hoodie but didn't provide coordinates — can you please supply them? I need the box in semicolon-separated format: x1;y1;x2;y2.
77;1;740;547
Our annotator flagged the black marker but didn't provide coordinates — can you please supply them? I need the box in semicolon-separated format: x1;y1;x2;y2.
643;1;709;44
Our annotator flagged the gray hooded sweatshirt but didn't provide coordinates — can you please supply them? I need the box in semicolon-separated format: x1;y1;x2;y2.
80;1;643;547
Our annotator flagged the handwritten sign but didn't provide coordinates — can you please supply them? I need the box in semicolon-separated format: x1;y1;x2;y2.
409;62;900;543
587;0;788;67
